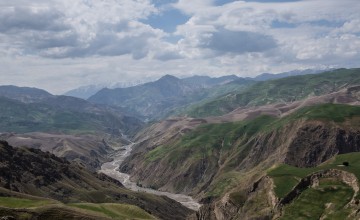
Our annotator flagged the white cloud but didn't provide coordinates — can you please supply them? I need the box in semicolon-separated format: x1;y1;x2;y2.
0;0;359;94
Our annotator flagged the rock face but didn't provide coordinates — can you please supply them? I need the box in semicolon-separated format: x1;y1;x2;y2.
285;124;360;167
121;118;360;197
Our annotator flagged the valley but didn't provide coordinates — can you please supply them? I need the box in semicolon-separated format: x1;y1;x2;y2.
0;68;360;219
100;142;202;211
1;0;360;219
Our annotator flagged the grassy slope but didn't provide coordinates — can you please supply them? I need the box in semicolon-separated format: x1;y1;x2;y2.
185;68;360;117
169;80;254;117
0;196;155;220
69;203;155;220
279;179;354;220
144;104;360;197
269;152;360;199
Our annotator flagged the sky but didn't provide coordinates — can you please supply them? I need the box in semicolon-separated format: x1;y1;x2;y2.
0;0;359;94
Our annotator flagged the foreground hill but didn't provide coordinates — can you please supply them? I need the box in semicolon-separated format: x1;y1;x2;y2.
182;68;360;118
0;141;193;220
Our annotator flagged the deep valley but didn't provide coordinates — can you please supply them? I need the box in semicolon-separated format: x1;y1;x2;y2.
1;68;360;219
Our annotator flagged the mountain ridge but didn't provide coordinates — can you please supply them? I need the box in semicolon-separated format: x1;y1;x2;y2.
88;74;251;120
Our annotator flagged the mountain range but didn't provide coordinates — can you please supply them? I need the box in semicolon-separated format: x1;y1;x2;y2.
0;86;143;135
65;68;330;100
118;68;360;219
87;74;248;120
0;68;360;219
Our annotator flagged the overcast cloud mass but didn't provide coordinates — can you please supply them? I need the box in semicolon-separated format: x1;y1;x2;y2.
0;0;359;94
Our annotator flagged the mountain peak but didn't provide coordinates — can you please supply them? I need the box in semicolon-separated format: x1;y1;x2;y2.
158;74;179;82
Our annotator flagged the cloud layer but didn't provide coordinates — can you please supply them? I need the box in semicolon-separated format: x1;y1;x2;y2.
0;0;359;94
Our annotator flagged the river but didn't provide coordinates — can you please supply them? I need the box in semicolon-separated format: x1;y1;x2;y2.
99;143;202;211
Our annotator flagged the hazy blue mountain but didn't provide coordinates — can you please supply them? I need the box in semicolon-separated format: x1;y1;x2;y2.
63;84;105;99
64;80;150;99
88;74;243;119
0;85;53;103
252;68;332;81
182;74;239;87
0;86;144;135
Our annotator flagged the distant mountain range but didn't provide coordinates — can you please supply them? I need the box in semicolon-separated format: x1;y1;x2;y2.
250;68;332;81
64;68;331;100
64;80;151;99
0;85;143;135
0;85;53;103
88;74;246;120
183;68;360;117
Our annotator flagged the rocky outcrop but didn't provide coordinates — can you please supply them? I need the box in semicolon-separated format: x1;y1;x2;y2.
196;169;360;220
193;176;277;220
285;123;360;167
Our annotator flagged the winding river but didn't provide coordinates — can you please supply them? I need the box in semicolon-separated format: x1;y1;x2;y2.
100;143;202;211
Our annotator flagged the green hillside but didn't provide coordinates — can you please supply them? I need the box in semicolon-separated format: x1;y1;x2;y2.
0;97;141;134
268;152;360;219
184;68;360;117
0;196;156;220
136;104;360;198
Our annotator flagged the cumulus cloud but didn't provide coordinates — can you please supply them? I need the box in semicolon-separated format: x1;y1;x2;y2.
0;0;359;94
0;7;68;33
0;0;161;59
200;28;277;54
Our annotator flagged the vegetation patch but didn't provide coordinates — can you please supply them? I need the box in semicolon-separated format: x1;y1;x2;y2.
280;180;353;220
269;152;360;199
0;197;55;208
69;203;155;220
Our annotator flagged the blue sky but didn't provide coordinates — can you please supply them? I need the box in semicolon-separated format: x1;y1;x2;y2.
0;0;359;93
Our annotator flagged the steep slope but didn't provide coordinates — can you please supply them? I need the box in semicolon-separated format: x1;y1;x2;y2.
88;75;248;119
0;141;193;220
184;68;360;118
119;103;360;220
0;132;119;171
